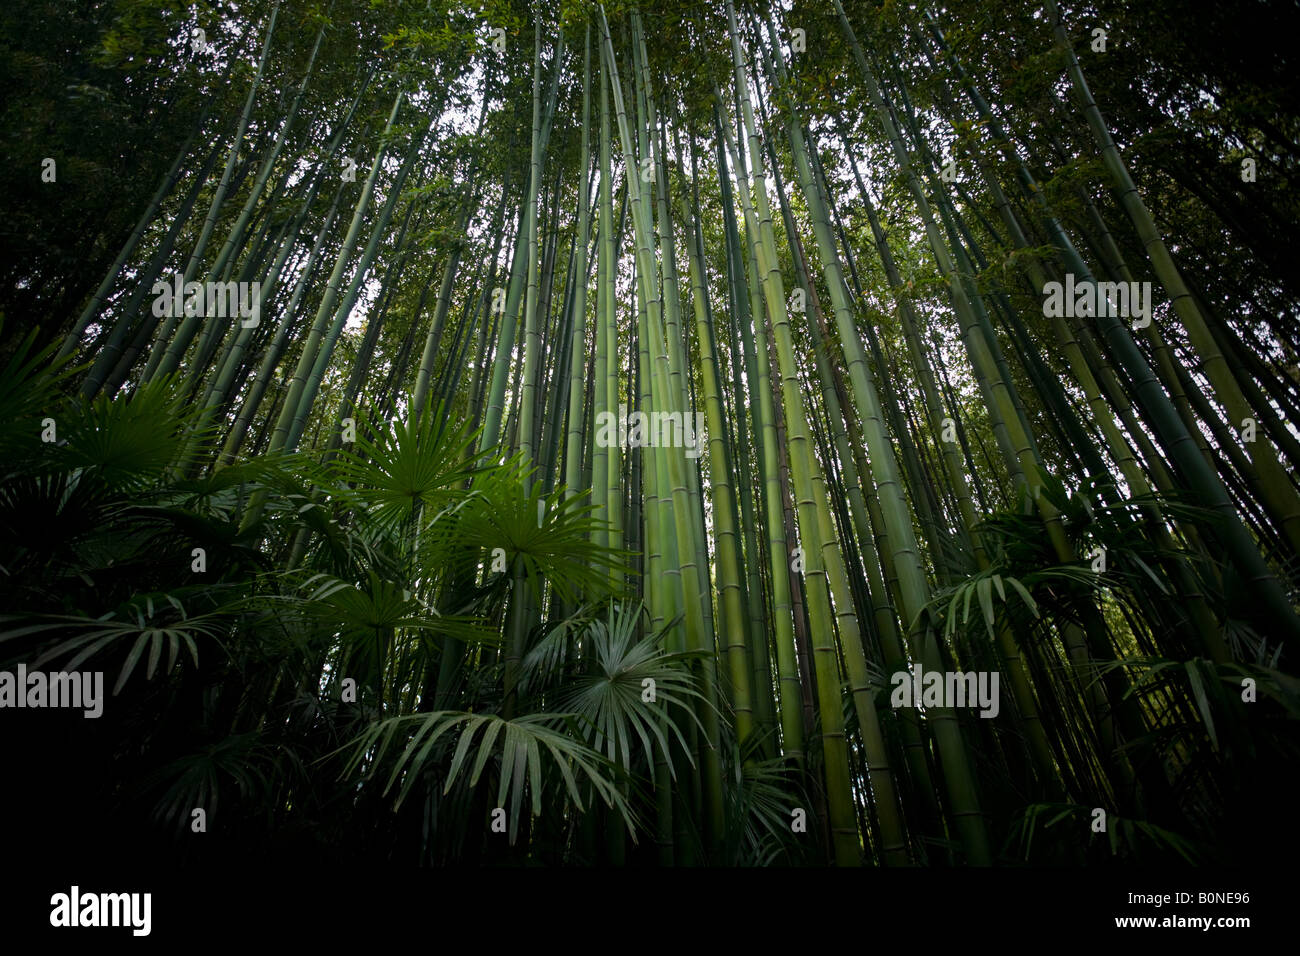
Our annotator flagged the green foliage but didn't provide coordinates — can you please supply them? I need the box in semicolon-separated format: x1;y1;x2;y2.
1010;802;1207;864
342;709;636;844
553;601;705;770
457;460;627;604
0;361;643;862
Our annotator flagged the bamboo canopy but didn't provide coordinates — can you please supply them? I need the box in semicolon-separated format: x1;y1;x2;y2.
2;0;1298;870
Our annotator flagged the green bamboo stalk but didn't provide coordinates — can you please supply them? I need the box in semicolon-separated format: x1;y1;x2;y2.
144;0;282;383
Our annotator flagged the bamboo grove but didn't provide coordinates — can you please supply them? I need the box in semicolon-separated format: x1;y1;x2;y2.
3;0;1298;868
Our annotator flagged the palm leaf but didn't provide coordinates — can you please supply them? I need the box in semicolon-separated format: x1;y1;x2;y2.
342;709;637;843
